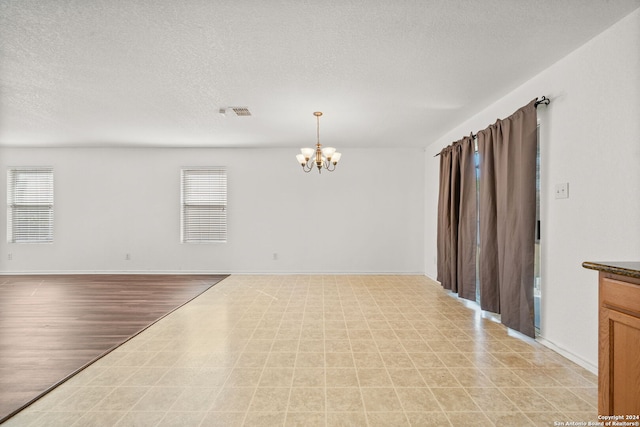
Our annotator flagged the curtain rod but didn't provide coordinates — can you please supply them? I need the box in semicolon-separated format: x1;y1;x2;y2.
433;96;550;157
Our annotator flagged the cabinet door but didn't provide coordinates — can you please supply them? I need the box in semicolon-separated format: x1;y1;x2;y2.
604;308;640;415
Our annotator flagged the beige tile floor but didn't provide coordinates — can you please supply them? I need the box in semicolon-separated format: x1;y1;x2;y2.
3;275;598;427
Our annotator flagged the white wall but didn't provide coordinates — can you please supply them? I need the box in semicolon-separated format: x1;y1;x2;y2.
424;8;640;371
0;147;425;274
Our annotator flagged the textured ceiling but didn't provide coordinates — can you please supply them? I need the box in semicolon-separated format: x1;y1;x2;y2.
1;0;638;148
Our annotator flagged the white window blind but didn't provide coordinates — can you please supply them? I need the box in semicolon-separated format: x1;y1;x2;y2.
7;168;54;243
181;167;227;243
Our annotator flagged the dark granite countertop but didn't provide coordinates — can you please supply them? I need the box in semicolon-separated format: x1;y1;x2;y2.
582;261;640;279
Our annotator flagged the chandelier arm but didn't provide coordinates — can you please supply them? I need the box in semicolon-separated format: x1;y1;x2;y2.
325;160;336;172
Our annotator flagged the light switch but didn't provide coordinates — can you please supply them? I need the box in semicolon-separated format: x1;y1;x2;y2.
555;182;569;199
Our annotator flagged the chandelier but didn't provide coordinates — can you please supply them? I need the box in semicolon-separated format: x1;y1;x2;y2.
296;112;342;173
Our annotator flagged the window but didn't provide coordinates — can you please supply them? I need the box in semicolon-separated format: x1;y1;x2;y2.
181;167;227;243
7;167;54;243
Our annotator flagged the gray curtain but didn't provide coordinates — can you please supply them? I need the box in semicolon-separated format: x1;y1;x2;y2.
477;99;538;337
437;136;477;301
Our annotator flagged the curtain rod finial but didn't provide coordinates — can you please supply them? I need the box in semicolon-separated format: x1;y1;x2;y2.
535;96;550;107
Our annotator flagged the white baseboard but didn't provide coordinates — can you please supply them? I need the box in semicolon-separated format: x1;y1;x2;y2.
0;270;426;276
0;270;232;275
535;337;597;374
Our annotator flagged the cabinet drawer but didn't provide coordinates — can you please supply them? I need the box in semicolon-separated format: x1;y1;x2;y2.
601;276;640;316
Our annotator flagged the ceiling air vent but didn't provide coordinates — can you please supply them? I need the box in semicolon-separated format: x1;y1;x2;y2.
231;107;251;117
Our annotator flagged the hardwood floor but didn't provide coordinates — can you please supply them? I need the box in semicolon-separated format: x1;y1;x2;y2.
0;274;228;423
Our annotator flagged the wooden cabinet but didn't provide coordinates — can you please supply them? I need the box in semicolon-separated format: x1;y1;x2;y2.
585;262;640;416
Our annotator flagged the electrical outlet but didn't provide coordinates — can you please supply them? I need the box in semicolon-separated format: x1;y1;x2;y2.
125;253;131;260
555;182;569;199
7;253;12;261
272;253;278;261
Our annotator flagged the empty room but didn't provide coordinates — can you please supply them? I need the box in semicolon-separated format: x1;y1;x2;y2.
1;1;639;426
